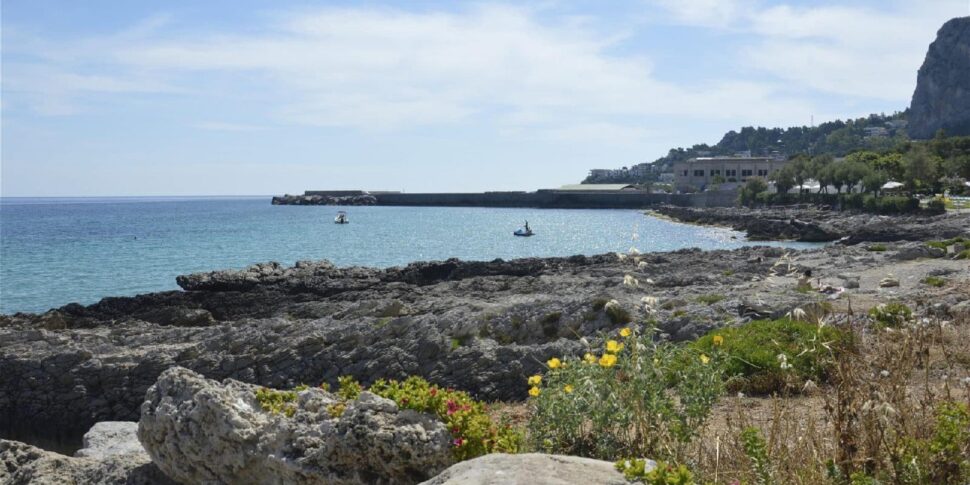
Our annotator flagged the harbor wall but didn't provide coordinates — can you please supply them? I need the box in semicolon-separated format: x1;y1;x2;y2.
370;190;738;208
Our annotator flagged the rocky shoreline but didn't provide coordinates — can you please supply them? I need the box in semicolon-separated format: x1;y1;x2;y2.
653;205;969;244
271;193;377;205
1;208;968;483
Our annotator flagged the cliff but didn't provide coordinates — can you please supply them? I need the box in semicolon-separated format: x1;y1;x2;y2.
908;17;970;139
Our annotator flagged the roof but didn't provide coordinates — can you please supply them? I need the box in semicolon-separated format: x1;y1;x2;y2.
556;184;637;191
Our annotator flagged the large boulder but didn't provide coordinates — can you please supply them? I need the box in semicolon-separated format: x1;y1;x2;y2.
0;438;172;485
137;367;453;484
421;453;633;485
909;17;970;139
74;421;144;459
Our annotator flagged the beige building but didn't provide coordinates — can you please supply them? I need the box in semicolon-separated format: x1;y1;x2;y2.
672;156;789;192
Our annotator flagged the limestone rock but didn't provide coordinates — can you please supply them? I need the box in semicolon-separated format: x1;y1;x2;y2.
137;367;453;485
0;439;172;485
879;276;900;288
421;453;633;485
75;421;144;459
908;17;970;139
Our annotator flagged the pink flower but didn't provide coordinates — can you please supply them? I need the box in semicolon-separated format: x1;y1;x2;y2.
452;438;465;447
429;387;438;397
446;400;459;415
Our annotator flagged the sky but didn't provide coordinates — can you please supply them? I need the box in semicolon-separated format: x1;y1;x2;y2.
2;0;968;196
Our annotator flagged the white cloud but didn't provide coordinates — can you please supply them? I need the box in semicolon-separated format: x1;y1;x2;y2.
649;0;965;101
5;4;815;138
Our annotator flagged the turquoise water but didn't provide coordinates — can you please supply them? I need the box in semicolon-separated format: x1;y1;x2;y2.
0;197;818;314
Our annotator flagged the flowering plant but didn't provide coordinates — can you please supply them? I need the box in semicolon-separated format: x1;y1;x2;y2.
526;326;724;461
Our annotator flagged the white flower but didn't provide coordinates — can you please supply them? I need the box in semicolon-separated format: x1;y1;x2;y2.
777;353;792;370
788;307;807;321
623;275;640;287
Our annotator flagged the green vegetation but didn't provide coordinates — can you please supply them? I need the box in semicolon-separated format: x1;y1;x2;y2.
694;319;847;394
255;387;299;417
867;302;913;327
616;459;696;484
367;376;523;461
696;294;725;305
926;236;967;250
527;328;724;462
741;427;773;485
866;244;887;252
922;276;946;287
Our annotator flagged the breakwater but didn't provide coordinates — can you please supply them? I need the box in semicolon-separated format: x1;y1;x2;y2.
273;190;739;208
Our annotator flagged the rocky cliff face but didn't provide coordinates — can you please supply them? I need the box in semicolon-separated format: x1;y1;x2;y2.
908;17;970;139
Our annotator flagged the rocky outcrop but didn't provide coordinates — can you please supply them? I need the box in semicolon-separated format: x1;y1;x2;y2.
138;367;452;484
1;423;172;485
421;453;636;485
909;17;970;139
271;194;377;206
2;238;968;450
654;205;969;244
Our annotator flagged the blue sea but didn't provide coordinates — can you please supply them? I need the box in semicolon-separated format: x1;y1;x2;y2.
0;197;819;314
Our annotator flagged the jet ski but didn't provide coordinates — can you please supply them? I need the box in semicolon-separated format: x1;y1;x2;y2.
334;211;349;224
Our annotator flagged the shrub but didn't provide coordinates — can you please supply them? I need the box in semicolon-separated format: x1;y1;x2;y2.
255;387;299;417
867;302;912;327
865;244;887;252
957;249;970;260
694;319;847;394
615;459;696;484
922;276;946;287
367;376;523;461
926;197;946;213
527;328;724;461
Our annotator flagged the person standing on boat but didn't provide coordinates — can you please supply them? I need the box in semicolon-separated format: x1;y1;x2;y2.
524;221;530;232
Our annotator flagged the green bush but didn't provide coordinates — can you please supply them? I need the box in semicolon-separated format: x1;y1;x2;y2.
867;302;912;327
865;244;887;252
365;376;523;461
527;328;724;461
926;197;946;213
922;276;946;287
741;427;773;485
615;459;696;484
887;402;970;485
926;237;966;250
255;387;299;417
693;319;847;394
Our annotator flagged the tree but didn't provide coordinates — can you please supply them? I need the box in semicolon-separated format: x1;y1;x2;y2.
837;160;871;193
770;165;797;194
738;178;768;206
862;171;889;195
903;145;942;193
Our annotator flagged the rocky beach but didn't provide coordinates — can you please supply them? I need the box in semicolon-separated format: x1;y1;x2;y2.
2;207;968;483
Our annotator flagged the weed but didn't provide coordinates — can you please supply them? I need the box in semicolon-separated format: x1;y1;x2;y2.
697;294;726;305
922;276;946;287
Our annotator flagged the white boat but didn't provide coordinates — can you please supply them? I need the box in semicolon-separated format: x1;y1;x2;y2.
514;221;533;237
334;211;349;224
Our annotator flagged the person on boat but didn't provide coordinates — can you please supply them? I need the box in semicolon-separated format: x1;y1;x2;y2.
524;221;530;233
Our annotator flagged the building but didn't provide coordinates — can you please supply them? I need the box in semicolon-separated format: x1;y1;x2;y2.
672;156;789;192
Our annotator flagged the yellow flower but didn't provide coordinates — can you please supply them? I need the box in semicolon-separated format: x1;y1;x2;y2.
619;328;632;338
584;353;597;364
564;384;574;394
700;354;711;365
547;357;562;369
528;375;542;386
599;353;617;368
605;340;623;353
712;335;724;347
529;386;541;397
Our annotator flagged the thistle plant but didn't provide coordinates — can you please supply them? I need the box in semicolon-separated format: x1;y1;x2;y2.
526;326;725;462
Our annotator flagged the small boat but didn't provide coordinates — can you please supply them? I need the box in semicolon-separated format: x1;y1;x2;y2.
513;228;534;237
334;211;349;224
